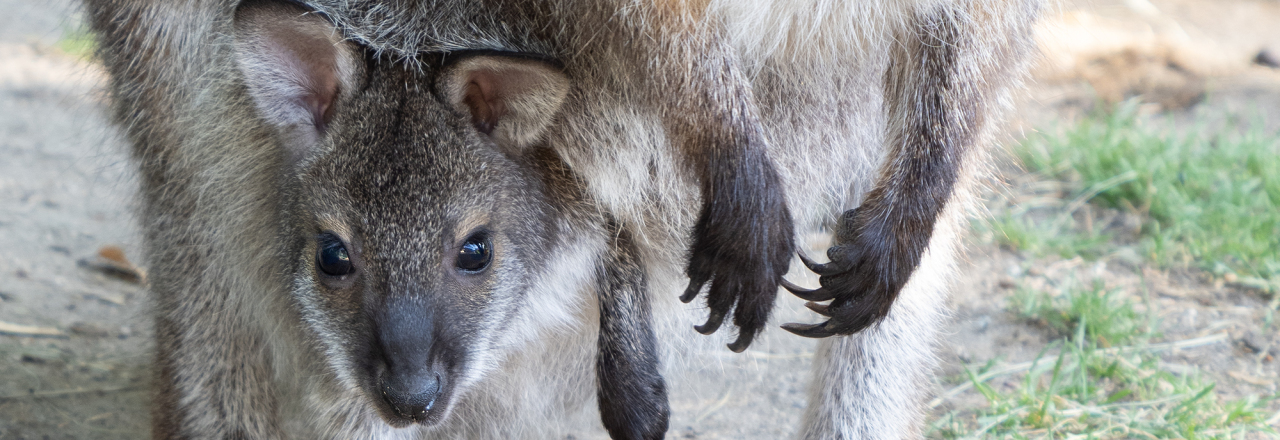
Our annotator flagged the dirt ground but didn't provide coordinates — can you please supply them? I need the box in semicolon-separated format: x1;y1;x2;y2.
0;1;1277;439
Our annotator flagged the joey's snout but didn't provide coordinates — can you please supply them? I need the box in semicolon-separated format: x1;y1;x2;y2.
370;297;456;426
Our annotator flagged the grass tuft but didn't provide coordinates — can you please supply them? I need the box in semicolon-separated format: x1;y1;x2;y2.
931;278;1278;439
988;102;1280;289
1010;278;1148;348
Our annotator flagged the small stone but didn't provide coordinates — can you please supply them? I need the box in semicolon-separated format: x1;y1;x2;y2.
975;315;992;333
20;346;63;364
1255;49;1280;68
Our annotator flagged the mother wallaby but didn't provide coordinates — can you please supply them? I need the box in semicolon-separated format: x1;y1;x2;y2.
85;0;1038;438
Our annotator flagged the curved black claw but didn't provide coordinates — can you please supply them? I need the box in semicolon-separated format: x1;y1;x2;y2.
780;322;836;339
726;331;755;353
693;310;727;335
781;279;836;302
803;301;832;317
680;273;710;304
796;251;831;275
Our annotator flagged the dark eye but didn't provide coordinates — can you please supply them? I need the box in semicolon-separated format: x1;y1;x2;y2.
456;233;492;272
317;233;354;276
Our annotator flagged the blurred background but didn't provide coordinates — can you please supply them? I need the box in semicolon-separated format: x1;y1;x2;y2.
0;0;1276;438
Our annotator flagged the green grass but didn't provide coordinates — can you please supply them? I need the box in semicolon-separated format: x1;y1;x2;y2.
936;103;1280;439
931;341;1277;439
1009;278;1149;348
986;102;1280;292
980;210;1113;261
931;278;1278;439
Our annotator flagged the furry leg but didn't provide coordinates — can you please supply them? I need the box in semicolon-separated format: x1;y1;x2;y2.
795;202;963;440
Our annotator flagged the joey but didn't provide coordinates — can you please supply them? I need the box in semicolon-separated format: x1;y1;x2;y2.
236;2;667;434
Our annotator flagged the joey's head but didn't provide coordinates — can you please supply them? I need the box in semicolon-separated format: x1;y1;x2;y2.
233;0;570;428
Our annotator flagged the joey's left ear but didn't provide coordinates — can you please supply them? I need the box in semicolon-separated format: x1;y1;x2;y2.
438;55;570;150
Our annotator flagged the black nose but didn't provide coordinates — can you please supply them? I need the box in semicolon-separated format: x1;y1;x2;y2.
380;371;441;422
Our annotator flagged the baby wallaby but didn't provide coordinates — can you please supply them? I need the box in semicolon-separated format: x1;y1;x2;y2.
237;1;666;436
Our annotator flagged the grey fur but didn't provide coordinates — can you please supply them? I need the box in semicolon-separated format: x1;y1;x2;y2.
84;0;1039;438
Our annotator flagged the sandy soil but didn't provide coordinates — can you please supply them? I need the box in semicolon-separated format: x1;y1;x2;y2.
0;0;1277;439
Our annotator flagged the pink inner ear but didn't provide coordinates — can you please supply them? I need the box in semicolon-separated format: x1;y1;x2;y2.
300;82;335;132
442;56;568;149
462;71;507;135
269;26;341;131
236;3;344;135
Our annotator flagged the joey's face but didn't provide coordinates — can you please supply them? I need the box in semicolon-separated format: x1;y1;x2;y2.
292;63;556;427
234;1;569;427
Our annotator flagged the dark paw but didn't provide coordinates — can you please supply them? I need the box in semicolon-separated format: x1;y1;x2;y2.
598;224;669;440
780;207;926;338
598;346;669;440
597;374;669;440
680;199;794;353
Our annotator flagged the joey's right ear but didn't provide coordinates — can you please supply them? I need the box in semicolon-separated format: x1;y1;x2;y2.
233;0;359;165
